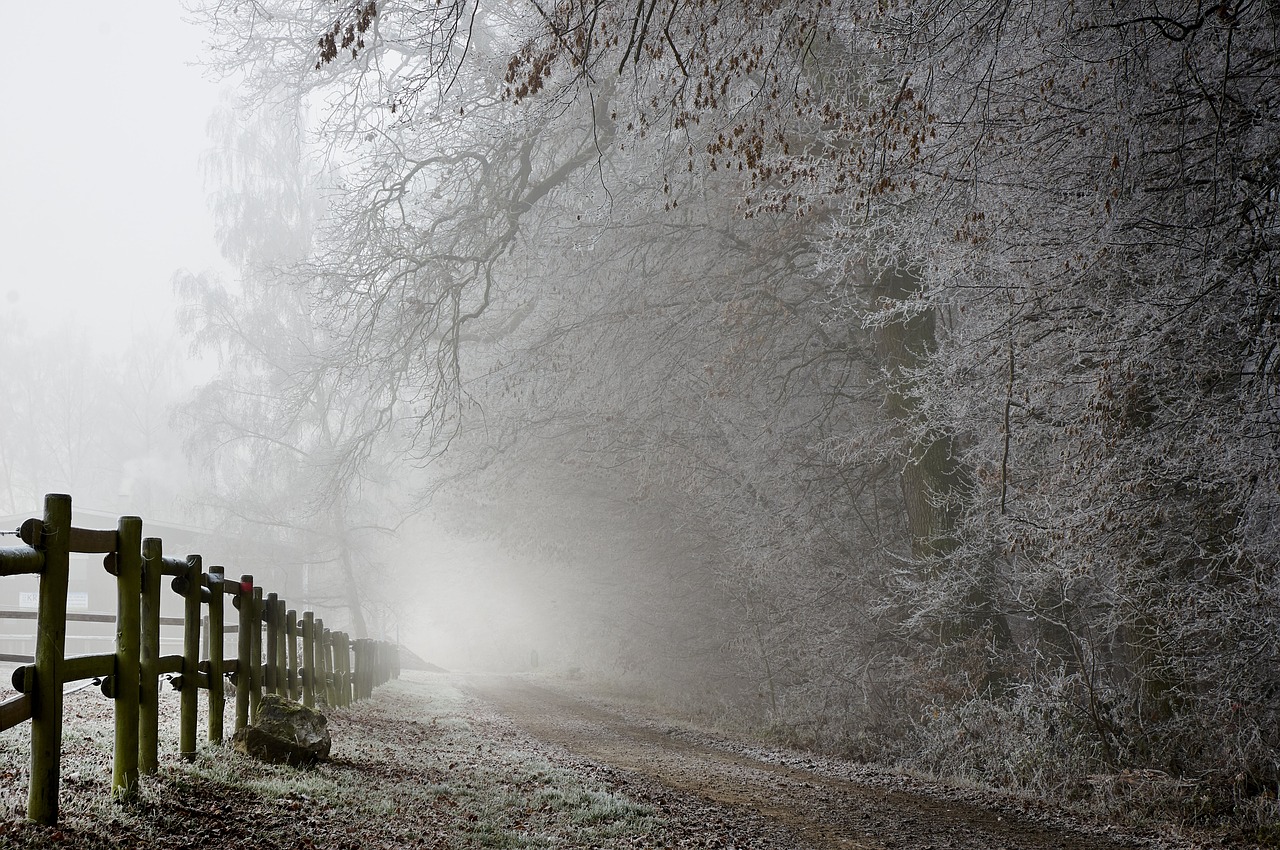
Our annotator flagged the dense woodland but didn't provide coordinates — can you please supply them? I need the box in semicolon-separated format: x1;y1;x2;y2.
177;0;1279;821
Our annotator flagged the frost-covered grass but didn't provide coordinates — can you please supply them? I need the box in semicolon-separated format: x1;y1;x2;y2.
0;672;665;849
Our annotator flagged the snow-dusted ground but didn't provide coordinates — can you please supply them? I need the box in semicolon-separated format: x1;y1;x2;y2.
0;671;1256;848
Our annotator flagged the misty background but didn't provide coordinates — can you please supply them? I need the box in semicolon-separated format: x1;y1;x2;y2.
2;0;1279;814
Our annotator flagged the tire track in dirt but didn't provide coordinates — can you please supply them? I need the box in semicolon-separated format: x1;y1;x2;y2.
460;675;1141;850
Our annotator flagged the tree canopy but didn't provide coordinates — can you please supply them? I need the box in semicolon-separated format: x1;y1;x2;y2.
184;0;1280;812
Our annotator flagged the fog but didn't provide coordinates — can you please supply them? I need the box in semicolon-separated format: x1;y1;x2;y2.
1;0;1278;798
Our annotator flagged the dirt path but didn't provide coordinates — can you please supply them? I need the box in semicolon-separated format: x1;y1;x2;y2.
459;674;1146;850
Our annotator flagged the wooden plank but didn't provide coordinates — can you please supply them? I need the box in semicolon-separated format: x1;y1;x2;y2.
0;546;43;577
1;610;110;623
0;693;33;733
157;654;184;676
158;556;188;578
0;610;235;629
68;526;117;554
61;653;115;684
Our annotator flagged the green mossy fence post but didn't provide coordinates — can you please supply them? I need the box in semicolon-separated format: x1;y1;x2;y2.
28;493;71;825
207;566;225;743
180;554;202;761
302;611;315;708
264;592;278;695
139;537;163;774
353;638;365;701
325;625;337;706
235;575;253;732
113;516;143;802
333;630;343;705
342;634;353;706
249;586;264;722
286;609;299;701
315;619;328;706
274;601;288;698
340;629;350;701
327;629;339;707
351;638;362;701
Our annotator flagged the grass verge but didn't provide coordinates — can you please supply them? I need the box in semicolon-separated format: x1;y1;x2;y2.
0;672;666;849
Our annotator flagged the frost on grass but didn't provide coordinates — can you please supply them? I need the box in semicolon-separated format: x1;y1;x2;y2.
0;672;666;849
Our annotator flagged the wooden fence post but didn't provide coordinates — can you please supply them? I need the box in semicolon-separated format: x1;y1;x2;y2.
316;620;328;706
351;638;362;702
28;493;71;825
286;609;299;701
330;630;341;706
206;566;225;743
249;586;263;722
355;638;367;701
302;611;315;708
274;600;288;698
339;633;351;706
139;537;163;774
355;640;366;701
235;575;253;732
264;592;278;695
113;515;143;802
179;554;202;761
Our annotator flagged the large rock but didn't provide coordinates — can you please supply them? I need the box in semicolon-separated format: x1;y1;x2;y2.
232;694;331;766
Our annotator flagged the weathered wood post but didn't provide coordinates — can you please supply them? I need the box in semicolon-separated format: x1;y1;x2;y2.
339;632;351;706
139;537;163;774
264;592;279;695
179;554;202;761
316;620;330;706
274;600;288;698
332;629;342;706
375;641;384;692
28;493;71;824
350;638;361;702
113;515;143;802
332;631;344;706
206;566;226;743
249;586;264;722
234;574;253;732
301;611;315;708
373;640;384;696
330;630;342;706
353;638;366;701
286;609;299;701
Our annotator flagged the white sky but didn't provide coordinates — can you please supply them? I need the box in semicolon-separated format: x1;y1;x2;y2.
0;1;228;349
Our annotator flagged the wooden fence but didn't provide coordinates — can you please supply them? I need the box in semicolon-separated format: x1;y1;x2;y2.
0;493;400;825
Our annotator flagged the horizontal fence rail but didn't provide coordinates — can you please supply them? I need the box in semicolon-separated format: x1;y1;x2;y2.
0;493;401;825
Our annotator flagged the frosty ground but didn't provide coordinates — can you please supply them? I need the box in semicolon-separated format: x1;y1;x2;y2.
0;672;1259;848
